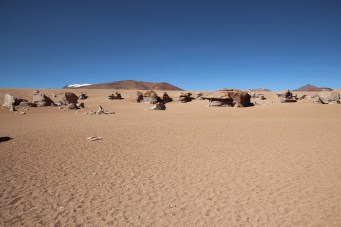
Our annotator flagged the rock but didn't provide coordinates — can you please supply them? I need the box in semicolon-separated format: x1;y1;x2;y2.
19;101;36;107
174;92;192;103
209;100;224;107
96;106;114;114
32;94;54;106
317;91;340;104
108;91;122;100
76;103;85;108
9;105;16;112
16;111;25;115
33;90;40;94
150;102;166;110
136;91;144;103
62;92;79;105
203;89;251;107
2;94;27;107
68;103;78;109
76;92;88;100
87;136;103;141
312;96;322;104
276;90;297;103
137;91;162;104
162;92;173;103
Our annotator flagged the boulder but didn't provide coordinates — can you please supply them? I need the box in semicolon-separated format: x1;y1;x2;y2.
276;90;297;103
136;91;144;103
317;91;340;104
150;102;166;110
68;103;78;110
162;92;173;103
32;94;54;107
62;92;79;105
75;92;88;100
174;92;192;103
2;94;17;107
9;105;16;112
203;89;251;107
138;90;162;104
76;102;85;108
108;92;122;100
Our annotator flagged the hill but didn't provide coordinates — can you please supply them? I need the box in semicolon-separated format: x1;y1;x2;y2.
294;84;332;92
64;80;183;90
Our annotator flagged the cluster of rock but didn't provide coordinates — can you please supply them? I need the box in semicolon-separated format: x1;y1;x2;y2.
174;92;192;103
2;91;86;112
304;92;340;104
202;89;252;107
136;91;163;104
136;90;170;110
108;91;122;100
276;90;340;104
276;90;298;103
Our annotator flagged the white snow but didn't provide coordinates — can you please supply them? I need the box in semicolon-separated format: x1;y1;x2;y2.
66;84;92;88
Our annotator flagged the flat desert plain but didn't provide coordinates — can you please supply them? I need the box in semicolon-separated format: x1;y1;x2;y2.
1;88;341;226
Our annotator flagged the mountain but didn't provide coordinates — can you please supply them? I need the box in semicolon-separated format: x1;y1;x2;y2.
294;84;332;92
63;80;183;90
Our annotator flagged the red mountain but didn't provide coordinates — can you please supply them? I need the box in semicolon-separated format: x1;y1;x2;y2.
67;80;183;90
294;84;332;92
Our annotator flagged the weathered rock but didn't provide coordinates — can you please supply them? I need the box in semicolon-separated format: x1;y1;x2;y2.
19;101;37;107
9;105;16;112
2;94;28;107
96;105;114;115
317;91;340;104
162;92;173;103
174;92;192;103
276;90;297;103
76;103;85;108
203;89;251;107
209;100;224;107
108;92;122;100
32;94;54;106
61;92;79;106
137;90;163;104
150;102;166;110
68;103;78;109
76;92;88;100
136;91;144;103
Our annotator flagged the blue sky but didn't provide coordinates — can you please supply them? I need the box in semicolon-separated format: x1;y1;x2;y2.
1;0;340;91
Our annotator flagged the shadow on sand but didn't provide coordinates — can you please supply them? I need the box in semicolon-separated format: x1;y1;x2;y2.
0;137;12;143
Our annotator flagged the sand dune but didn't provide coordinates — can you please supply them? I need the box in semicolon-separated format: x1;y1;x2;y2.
1;88;341;226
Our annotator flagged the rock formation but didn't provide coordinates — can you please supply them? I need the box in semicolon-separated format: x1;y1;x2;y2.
150;102;166;110
136;91;163;104
32;94;54;107
276;90;297;103
108;91;122;100
174;92;192;103
162;92;173;103
317;91;340;104
202;89;251;107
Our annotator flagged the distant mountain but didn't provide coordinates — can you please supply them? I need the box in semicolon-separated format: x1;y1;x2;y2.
294;84;332;92
249;88;271;92
64;80;183;90
63;83;92;88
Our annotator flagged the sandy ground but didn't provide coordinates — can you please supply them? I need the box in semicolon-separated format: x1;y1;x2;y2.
0;88;341;226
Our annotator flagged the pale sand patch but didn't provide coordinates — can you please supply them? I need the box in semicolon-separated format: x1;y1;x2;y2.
0;88;341;226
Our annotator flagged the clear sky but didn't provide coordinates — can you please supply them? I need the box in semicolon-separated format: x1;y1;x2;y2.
1;0;340;91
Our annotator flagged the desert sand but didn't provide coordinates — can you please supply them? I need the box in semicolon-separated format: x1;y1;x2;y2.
1;88;341;226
